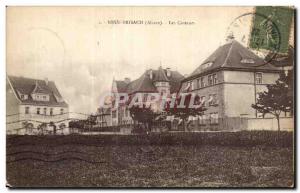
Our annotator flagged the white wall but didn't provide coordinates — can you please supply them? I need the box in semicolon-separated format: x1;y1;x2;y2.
223;71;280;84
247;117;294;131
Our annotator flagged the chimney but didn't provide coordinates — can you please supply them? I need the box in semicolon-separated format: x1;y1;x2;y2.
149;69;153;79
166;67;171;77
124;77;131;84
45;78;49;85
226;32;235;44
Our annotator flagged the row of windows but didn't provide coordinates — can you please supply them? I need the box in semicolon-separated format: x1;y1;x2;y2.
200;94;218;107
25;107;64;115
20;94;50;101
186;72;263;91
187;73;218;91
33;94;50;102
198;112;219;125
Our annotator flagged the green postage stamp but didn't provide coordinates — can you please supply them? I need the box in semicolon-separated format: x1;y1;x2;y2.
249;6;294;54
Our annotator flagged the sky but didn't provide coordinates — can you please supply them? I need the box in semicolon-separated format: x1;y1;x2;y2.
6;6;254;114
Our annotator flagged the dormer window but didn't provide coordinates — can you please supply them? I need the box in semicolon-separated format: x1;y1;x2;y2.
155;82;169;87
201;62;213;69
241;58;255;64
32;93;50;101
19;93;28;100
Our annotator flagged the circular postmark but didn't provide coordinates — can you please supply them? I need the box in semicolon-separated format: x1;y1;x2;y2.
226;12;282;67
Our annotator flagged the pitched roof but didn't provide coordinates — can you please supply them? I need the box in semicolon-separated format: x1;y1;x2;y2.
153;66;169;82
32;81;51;94
115;81;128;93
187;40;280;80
8;75;68;107
114;67;184;94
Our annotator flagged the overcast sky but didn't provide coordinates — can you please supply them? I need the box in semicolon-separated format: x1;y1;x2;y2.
7;6;254;114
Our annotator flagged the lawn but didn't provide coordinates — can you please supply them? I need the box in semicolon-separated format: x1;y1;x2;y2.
6;133;294;188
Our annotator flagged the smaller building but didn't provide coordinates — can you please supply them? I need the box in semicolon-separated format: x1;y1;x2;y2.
95;107;111;127
111;66;184;126
6;76;69;135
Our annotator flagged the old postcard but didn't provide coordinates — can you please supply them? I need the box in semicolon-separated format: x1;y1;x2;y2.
6;6;295;188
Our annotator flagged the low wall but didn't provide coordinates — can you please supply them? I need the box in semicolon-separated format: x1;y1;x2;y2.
247;117;294;131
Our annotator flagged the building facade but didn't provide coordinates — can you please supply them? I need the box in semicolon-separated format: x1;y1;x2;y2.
180;38;285;130
6;76;69;135
110;66;184;126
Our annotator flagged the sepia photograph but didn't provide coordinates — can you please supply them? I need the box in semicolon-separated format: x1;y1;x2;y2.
6;6;295;188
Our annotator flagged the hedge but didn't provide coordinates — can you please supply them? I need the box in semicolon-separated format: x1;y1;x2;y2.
7;130;293;147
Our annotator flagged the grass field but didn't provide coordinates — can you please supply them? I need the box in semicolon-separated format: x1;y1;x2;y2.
6;134;294;188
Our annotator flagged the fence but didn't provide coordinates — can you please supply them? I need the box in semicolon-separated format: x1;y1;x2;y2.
6;112;88;135
6;112;294;135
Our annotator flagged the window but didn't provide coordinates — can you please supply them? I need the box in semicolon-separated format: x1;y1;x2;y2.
202;114;207;124
214;113;219;124
197;79;200;89
161;82;167;86
215;113;219;124
201;62;213;69
43;108;47;115
200;77;205;88
191;81;194;90
198;115;206;125
255;73;262;84
208;75;213;86
21;94;24;100
196;78;205;89
160;90;166;96
208;74;217;86
36;108;40;115
122;108;126;117
50;108;53;116
208;94;218;106
125;107;129;117
184;81;192;91
143;94;148;102
213;74;217;84
200;96;206;106
112;110;117;118
210;112;219;124
241;58;255;63
60;108;64;115
25;107;30;114
33;94;49;101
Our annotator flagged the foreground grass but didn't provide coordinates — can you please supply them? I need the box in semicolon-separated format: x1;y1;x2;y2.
7;142;294;187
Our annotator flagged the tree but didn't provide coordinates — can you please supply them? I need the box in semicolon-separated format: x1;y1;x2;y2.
129;104;160;133
164;93;207;131
59;123;66;135
22;121;33;135
278;70;293;115
49;122;57;135
37;123;47;135
252;72;292;131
